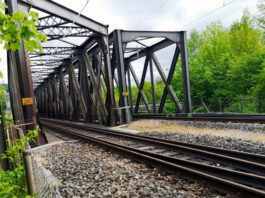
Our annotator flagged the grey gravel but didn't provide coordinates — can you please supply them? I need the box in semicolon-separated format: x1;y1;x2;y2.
159;120;265;133
126;119;265;155
38;142;225;198
141;131;265;155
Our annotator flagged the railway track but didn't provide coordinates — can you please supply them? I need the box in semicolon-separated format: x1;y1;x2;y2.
133;113;265;123
41;118;265;197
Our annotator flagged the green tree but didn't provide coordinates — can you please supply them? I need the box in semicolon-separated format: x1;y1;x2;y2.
181;22;233;112
257;0;265;42
226;11;264;112
230;11;262;55
226;52;265;112
120;3;265;114
0;1;46;52
0;2;46;197
257;0;265;30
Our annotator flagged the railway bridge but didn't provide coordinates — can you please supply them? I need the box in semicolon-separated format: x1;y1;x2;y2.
2;1;265;197
7;0;191;133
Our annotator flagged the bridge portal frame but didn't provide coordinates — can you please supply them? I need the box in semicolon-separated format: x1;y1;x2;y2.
109;30;192;118
7;0;192;129
7;0;116;137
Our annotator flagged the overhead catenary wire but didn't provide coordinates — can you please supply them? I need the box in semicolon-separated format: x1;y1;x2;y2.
51;0;91;56
130;0;170;29
130;0;239;30
180;0;237;29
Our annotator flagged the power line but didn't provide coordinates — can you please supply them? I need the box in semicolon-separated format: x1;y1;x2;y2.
130;0;169;29
52;0;91;56
180;0;237;29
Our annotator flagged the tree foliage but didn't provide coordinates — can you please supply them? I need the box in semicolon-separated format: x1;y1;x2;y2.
186;10;264;113
0;2;45;197
0;1;46;52
128;3;265;114
257;0;265;30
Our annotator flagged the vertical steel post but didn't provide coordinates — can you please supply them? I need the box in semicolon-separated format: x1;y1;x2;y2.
68;63;87;121
98;36;116;126
23;151;36;196
126;63;134;115
41;88;45;117
78;56;93;123
149;53;156;113
180;32;192;113
6;0;46;144
113;30;131;123
51;78;59;119
47;81;54;118
6;34;36;125
59;70;72;120
7;51;25;127
82;52;108;124
68;65;77;120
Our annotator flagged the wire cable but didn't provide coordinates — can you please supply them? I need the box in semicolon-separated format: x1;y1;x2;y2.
51;0;90;56
180;0;237;29
130;0;169;29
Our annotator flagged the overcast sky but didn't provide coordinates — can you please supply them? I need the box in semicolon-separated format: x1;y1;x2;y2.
0;0;260;83
55;0;259;31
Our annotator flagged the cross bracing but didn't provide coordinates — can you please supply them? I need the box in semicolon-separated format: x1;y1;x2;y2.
7;0;192;128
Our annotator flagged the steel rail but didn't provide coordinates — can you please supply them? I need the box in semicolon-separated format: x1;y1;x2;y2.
41;118;265;165
133;114;265;124
42;121;265;197
42;120;265;175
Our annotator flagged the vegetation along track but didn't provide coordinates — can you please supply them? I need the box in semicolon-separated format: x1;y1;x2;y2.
41;118;265;197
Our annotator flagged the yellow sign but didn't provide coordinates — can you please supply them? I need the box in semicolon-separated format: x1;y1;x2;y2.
122;92;129;97
22;97;33;106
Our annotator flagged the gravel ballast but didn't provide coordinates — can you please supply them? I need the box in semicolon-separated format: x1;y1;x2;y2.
140;131;265;155
125;120;265;155
38;142;224;198
157;120;265;132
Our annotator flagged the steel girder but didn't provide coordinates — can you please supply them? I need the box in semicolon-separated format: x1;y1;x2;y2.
36;16;68;30
22;0;109;90
8;0;117;127
35;30;192;126
110;30;132;123
109;30;192;115
36;47;115;125
9;0;191;128
6;0;47;145
35;37;116;126
18;0;108;35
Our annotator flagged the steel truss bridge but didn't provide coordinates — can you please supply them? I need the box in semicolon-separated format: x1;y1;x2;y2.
6;0;191;140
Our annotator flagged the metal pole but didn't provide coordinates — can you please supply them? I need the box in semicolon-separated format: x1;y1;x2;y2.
149;53;156;113
23;151;36;196
114;30;132;123
127;65;134;115
180;32;192;113
6;0;46;144
97;36;116;126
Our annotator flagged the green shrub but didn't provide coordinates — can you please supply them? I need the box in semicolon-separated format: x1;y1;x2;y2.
0;126;39;197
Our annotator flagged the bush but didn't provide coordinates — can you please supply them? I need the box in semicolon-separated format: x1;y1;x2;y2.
0;126;39;197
